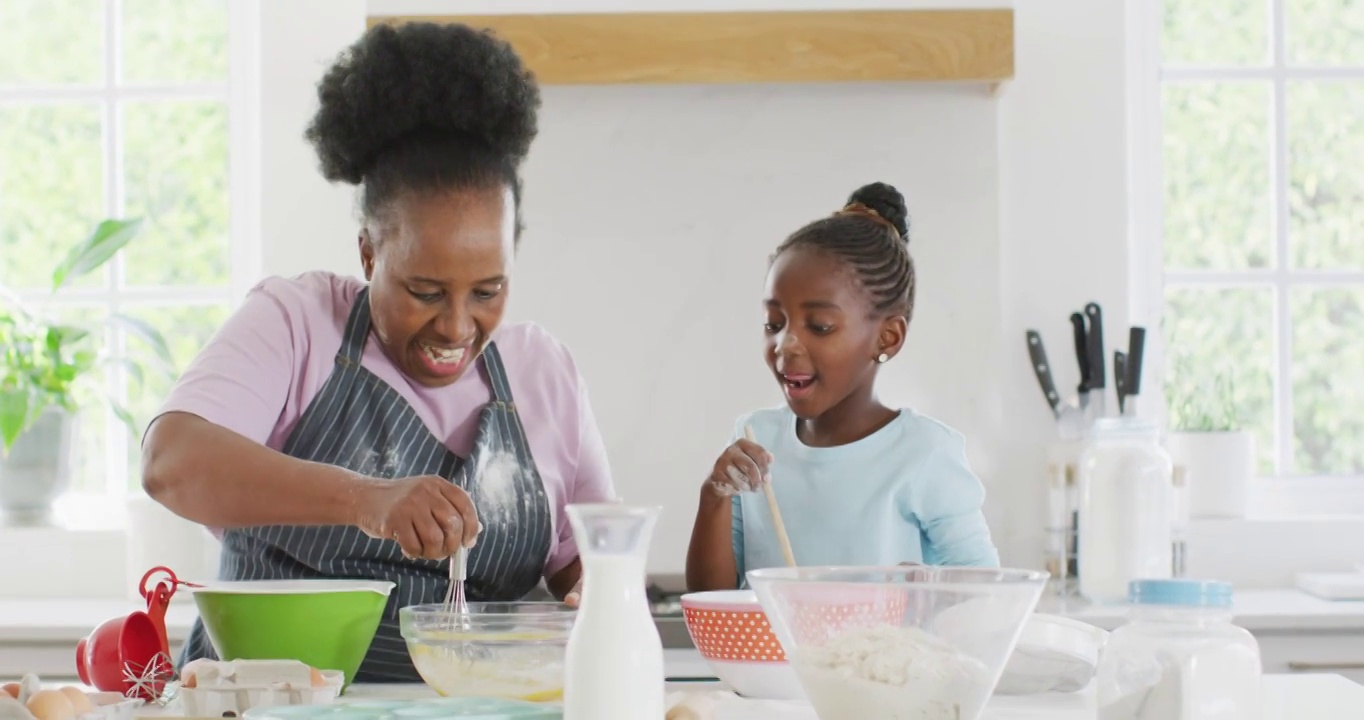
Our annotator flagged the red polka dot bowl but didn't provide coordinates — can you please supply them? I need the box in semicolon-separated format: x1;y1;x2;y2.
679;590;804;700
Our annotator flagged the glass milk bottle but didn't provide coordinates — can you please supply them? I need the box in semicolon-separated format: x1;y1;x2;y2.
1096;579;1262;720
563;504;664;720
1078;417;1174;604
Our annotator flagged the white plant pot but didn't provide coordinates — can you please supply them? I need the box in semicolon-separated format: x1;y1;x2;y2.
0;407;77;526
1166;430;1254;519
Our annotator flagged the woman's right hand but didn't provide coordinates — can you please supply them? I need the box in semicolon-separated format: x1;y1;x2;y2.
354;475;480;560
706;439;774;497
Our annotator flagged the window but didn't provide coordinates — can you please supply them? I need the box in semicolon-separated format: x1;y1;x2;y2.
1140;0;1364;490
0;0;252;505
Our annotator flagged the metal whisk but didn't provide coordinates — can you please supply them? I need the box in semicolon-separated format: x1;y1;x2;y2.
442;545;470;630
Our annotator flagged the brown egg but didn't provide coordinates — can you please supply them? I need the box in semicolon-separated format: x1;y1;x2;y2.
309;668;326;688
0;685;17;700
179;658;214;689
55;690;89;715
24;691;74;720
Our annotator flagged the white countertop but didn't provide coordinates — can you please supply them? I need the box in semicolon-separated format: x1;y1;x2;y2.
11;649;1364;718
661;653;1364;717
1036;587;1364;631
127;651;1363;719
5;588;1364;644
339;676;1364;719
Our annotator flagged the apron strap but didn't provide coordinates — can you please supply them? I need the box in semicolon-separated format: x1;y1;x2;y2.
339;286;373;365
480;342;515;404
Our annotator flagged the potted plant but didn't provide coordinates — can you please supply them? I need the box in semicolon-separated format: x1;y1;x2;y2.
1164;352;1255;519
0;218;173;525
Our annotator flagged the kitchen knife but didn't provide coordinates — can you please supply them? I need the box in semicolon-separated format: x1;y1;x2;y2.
1026;330;1062;418
1084;302;1106;416
1069;312;1090;401
1114;351;1128;414
1125;326;1147;414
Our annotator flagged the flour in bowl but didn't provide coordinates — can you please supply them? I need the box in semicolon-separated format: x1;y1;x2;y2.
793;626;994;720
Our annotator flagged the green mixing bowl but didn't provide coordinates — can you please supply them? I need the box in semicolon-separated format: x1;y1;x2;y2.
189;579;394;687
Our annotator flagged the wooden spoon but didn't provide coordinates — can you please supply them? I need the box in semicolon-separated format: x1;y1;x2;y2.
746;425;796;568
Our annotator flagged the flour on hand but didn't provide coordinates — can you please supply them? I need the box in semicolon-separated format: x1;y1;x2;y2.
793;626;994;720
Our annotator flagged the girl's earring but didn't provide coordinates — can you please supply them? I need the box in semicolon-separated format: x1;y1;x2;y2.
876;352;890;364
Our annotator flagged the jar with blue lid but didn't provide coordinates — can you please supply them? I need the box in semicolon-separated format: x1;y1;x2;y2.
1095;579;1262;720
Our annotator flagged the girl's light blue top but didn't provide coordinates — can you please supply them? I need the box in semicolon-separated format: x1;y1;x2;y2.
730;405;1000;584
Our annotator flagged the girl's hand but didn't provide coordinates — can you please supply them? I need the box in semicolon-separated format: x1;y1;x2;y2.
705;439;774;497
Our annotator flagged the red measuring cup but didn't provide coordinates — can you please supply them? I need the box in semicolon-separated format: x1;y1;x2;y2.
76;566;198;700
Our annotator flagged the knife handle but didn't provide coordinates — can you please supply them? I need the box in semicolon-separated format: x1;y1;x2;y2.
1070;312;1089;390
1114;351;1127;413
1085;302;1105;389
1127;327;1147;396
1026;330;1061;412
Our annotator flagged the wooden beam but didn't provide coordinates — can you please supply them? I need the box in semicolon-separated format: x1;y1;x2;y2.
367;10;1014;86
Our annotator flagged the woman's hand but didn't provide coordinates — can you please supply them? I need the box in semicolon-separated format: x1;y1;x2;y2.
564;577;583;608
705;439;773;497
354;475;480;560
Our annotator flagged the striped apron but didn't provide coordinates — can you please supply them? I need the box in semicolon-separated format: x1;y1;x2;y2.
178;287;554;682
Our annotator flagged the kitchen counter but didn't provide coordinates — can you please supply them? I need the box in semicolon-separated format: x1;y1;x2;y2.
8;589;1364;681
100;650;1362;719
5;587;1364;645
578;654;1364;717
1036;588;1364;631
10;648;1364;717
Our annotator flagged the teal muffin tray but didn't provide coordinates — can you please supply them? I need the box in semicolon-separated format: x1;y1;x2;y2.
241;699;561;720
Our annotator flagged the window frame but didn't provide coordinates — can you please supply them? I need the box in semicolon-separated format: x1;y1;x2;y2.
1129;0;1364;516
0;0;260;508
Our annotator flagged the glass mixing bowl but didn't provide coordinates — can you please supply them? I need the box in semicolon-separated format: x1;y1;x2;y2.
747;566;1048;720
398;602;576;703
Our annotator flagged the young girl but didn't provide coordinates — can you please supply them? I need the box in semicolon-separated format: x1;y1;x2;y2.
686;182;1000;591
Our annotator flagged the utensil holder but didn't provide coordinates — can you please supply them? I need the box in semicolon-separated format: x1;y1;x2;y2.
1171;466;1188;578
1044;441;1085;598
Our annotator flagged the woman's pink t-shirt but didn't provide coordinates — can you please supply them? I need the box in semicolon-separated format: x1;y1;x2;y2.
154;271;615;579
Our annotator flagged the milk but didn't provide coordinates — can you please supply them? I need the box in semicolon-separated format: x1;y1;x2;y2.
563;505;664;719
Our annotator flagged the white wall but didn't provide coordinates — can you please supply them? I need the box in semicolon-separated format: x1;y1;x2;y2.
257;0;368;279
508;83;1002;571
996;0;1130;567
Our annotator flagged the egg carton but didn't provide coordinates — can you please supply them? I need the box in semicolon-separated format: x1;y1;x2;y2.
82;693;144;720
170;672;344;718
